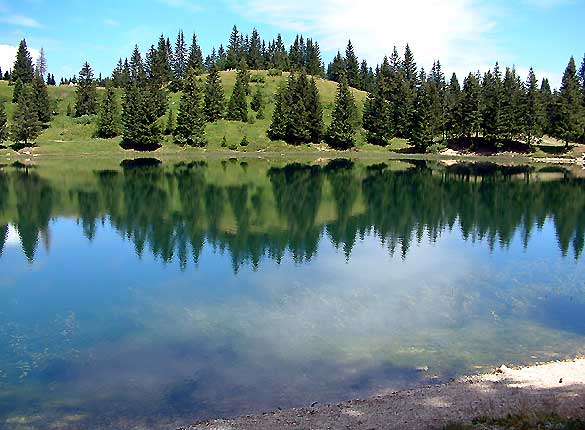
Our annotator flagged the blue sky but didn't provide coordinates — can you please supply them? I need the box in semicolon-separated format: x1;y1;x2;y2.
0;0;583;88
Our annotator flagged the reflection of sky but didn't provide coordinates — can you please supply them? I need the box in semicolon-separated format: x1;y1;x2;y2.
0;217;584;429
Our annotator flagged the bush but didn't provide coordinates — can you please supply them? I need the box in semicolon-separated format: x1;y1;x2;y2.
247;114;256;124
221;136;227;147
427;142;447;153
268;69;282;77
240;136;249;147
250;74;266;83
75;115;94;125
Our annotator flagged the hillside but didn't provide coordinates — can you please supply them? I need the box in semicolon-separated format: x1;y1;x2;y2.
0;71;403;156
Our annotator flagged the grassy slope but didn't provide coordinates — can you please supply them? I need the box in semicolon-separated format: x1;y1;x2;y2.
0;71;411;156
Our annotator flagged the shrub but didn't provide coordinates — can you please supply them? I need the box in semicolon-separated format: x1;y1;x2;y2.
268;69;282;77
240;136;249;147
250;74;266;83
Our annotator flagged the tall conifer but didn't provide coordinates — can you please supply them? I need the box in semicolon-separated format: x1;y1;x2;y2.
174;69;206;147
203;66;225;122
326;75;358;149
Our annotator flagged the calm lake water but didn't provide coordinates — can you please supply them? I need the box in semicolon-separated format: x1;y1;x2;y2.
0;158;584;430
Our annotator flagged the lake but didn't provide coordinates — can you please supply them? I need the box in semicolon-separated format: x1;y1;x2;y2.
0;158;584;430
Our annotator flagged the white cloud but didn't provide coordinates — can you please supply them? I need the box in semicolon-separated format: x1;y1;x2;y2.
104;19;120;27
0;12;43;28
228;0;499;79
0;44;40;74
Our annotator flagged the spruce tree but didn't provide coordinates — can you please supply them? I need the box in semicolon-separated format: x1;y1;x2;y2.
226;67;248;121
187;33;204;74
540;78;555;135
11;86;42;145
326;75;358;149
345;40;360;88
500;67;523;141
226;26;240;69
327;52;345;83
556;56;583;147
247;28;263;69
0;101;8;145
306;77;323;142
363;85;392;145
481;63;503;142
203;66;225;122
268;82;289;140
165;108;175;135
173;30;188;80
305;39;323;77
174;69;206;147
410;70;433;151
12;39;35;102
287;72;310;143
250;86;264;112
36;47;47;80
75;62;98;116
31;71;51;123
95;84;120;138
523;68;543;147
445;73;462;140
461;73;482;138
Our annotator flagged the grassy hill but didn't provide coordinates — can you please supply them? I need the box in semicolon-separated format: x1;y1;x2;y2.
0;71;412;156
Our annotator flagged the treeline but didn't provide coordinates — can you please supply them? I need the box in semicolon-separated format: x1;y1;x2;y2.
1;161;584;269
2;27;585;152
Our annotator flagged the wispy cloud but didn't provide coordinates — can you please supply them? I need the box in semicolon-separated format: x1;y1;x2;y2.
521;0;574;8
156;0;203;13
104;19;120;27
0;12;43;28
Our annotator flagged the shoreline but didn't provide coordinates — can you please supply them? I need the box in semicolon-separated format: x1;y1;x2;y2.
179;358;585;430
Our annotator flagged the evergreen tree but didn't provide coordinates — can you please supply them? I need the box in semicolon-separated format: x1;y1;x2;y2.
165;108;175;135
31;71;51;123
95;84;120;138
500;67;523;141
305;39;323;77
481;63;503;142
540;78;555;135
345;40;360;88
226;67;248;121
327;52;345;83
287;73;310;143
395;45;417;138
75;62;98;117
12;39;35;102
247;28;263;69
556;56;583;146
250;86;264;112
187;33;204;74
445;73;462;140
173;30;188;80
226;26;240;69
289;36;304;71
36;47;47;80
306;77;323;142
153;35;173;83
174;69;206;147
363;82;392;145
268;82;289;141
0;101;8;144
203;66;225;122
326;75;358;149
428;61;445;139
461;72;482;138
522;68;543;147
11;86;42;145
273;34;289;71
410;70;433;151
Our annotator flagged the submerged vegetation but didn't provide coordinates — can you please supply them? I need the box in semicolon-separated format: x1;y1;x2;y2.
1;28;584;154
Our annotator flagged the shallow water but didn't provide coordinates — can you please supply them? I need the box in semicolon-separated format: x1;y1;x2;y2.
0;159;584;430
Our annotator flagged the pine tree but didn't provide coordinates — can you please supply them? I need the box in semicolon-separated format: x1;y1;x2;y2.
96;84;120;138
31;71;51;123
0;101;8;144
187;33;204;74
410;70;433;151
522;68;543;147
363;84;392;145
273;34;289;71
247;28;263;69
226;67;248;121
481;63;503;142
36;47;47;81
327;52;345;83
306;77;323;142
12;39;35;102
445;73;462;140
287;73;310;143
268;82;289;140
540;78;555;135
345;40;360;88
461;73;482;138
226;26;240;69
203;66;225;122
289;35;304;71
305;39;323;77
173;30;188;80
250;86;263;112
11;85;42;145
556;56;583;147
75;62;98;116
500;67;523;141
326;75;358;149
165;108;175;135
174;69;206;147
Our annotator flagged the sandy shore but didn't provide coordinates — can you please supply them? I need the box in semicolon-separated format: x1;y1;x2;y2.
180;359;585;430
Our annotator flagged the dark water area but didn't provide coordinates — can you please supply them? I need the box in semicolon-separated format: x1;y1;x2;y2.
0;158;584;429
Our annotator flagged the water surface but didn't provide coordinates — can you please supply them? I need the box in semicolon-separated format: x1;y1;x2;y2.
0;158;584;430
